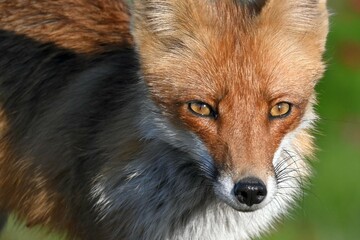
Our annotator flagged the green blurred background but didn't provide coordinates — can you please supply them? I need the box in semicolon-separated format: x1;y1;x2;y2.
1;0;359;239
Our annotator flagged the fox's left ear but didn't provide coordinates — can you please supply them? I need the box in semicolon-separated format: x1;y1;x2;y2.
130;0;184;57
261;0;329;53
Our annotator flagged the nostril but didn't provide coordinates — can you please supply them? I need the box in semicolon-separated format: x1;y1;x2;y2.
234;177;267;207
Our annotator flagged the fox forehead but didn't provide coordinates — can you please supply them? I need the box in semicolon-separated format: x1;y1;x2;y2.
170;37;320;96
144;34;322;107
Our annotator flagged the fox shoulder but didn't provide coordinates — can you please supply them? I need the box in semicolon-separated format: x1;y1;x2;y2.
0;0;132;53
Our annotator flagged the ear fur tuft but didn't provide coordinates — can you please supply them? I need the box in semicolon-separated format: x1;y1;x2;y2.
260;0;329;51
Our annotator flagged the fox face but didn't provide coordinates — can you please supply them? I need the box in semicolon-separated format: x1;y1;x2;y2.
132;0;328;213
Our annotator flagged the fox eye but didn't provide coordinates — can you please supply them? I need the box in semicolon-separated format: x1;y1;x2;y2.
270;102;292;118
188;101;216;118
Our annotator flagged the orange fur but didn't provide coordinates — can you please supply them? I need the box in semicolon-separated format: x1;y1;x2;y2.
0;0;132;54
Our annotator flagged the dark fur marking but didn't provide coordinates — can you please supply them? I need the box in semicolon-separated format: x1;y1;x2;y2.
0;29;140;238
237;0;268;14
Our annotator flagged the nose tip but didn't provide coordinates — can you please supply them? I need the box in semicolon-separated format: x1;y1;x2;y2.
234;177;267;207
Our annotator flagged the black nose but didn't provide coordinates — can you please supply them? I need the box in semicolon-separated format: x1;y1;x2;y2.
234;177;267;207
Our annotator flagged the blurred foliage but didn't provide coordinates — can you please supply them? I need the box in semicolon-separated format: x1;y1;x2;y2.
1;0;359;239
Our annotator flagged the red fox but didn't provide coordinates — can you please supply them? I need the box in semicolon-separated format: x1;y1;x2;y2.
0;0;329;239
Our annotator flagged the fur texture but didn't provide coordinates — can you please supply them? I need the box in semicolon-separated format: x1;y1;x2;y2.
0;0;132;53
0;0;328;239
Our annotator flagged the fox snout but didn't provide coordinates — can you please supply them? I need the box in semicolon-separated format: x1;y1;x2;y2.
234;177;267;207
214;168;277;212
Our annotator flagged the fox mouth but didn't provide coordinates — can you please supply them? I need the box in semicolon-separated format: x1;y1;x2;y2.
217;192;269;212
221;197;269;212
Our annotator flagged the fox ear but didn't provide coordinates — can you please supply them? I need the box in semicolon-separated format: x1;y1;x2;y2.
261;0;329;52
130;0;183;53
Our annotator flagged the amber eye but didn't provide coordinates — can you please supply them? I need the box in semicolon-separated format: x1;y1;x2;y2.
270;102;292;118
188;101;216;118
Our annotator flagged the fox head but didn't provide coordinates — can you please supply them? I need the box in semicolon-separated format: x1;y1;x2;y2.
131;0;328;214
